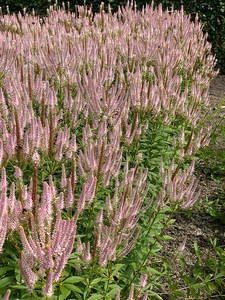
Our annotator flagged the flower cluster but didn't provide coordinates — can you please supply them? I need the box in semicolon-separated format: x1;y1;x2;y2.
0;1;217;297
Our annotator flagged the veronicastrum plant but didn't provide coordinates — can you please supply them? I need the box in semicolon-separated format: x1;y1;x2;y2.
0;2;217;299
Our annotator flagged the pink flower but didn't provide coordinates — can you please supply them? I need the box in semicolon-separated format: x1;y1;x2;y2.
14;166;23;179
2;290;11;300
42;272;53;297
139;274;148;288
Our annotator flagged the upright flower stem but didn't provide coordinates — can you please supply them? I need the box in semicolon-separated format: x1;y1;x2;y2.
97;142;105;178
84;199;97;243
32;164;38;219
41;97;45;127
71;154;76;195
103;262;113;299
84;142;105;241
0;2;217;298
49;109;54;157
122;204;178;297
14;110;22;162
84;188;98;244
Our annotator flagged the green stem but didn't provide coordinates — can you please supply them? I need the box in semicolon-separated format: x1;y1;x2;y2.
122;204;178;297
57;284;60;300
84;181;99;243
103;262;113;299
49;109;54;157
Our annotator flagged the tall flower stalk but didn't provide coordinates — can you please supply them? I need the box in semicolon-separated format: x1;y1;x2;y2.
0;2;217;298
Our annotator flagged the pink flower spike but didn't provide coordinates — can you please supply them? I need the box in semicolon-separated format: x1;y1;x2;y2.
86;173;97;203
66;134;77;158
41;182;52;218
116;289;121;300
32;151;40;165
139;274;148;288
2;290;11;300
96;208;103;224
42;272;53;297
56;192;64;210
45;246;54;270
65;178;74;208
177;235;187;252
0;168;7;193
78;183;87;211
52;253;67;282
19;226;37;259
84;242;92;263
18;253;38;292
0;214;8;253
60;164;67;189
142;290;149;300
0;140;3;167
128;283;134;300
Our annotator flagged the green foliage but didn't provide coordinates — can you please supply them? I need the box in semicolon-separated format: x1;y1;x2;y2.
0;3;222;299
198;195;225;224
150;238;225;299
198;147;225;182
180;239;225;299
196;100;225;223
0;0;52;16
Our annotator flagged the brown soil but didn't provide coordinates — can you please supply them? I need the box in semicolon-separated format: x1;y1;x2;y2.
159;75;225;300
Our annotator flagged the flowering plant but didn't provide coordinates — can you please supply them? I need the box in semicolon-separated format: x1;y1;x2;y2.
0;2;217;299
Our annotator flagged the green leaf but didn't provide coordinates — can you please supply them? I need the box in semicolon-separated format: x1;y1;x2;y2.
172;290;186;297
2;258;17;267
207;282;217;291
0;276;14;288
67;259;85;266
194;241;199;251
151;243;162;253
160;235;174;241
4;248;19;261
21;294;38;300
214;272;225;279
87;294;103;300
10;285;27;290
0;267;14;276
111;264;124;274
106;287;120;298
146;267;161;275
63;284;83;294
60;285;70;298
148;290;163;299
191;282;205;289
63;276;85;284
90;278;103;286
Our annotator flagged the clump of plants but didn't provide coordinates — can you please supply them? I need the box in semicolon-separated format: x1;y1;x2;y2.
0;2;218;299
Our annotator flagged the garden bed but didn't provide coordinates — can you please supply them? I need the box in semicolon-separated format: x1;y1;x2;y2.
0;3;224;299
160;75;225;300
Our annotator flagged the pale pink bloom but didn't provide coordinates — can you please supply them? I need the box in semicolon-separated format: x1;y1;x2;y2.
128;284;134;300
2;290;11;300
139;274;148;288
60;164;67;189
18;253;39;292
177;235;188;252
42;272;53;297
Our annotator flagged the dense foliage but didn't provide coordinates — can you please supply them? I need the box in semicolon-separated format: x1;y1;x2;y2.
0;2;224;300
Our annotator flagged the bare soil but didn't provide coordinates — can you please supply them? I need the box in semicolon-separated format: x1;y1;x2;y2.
160;75;225;299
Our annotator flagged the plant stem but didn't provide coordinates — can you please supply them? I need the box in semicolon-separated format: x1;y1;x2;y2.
122;204;178;297
103;262;112;299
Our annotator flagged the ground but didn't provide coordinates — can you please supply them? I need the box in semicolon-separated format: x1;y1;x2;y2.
159;75;225;299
